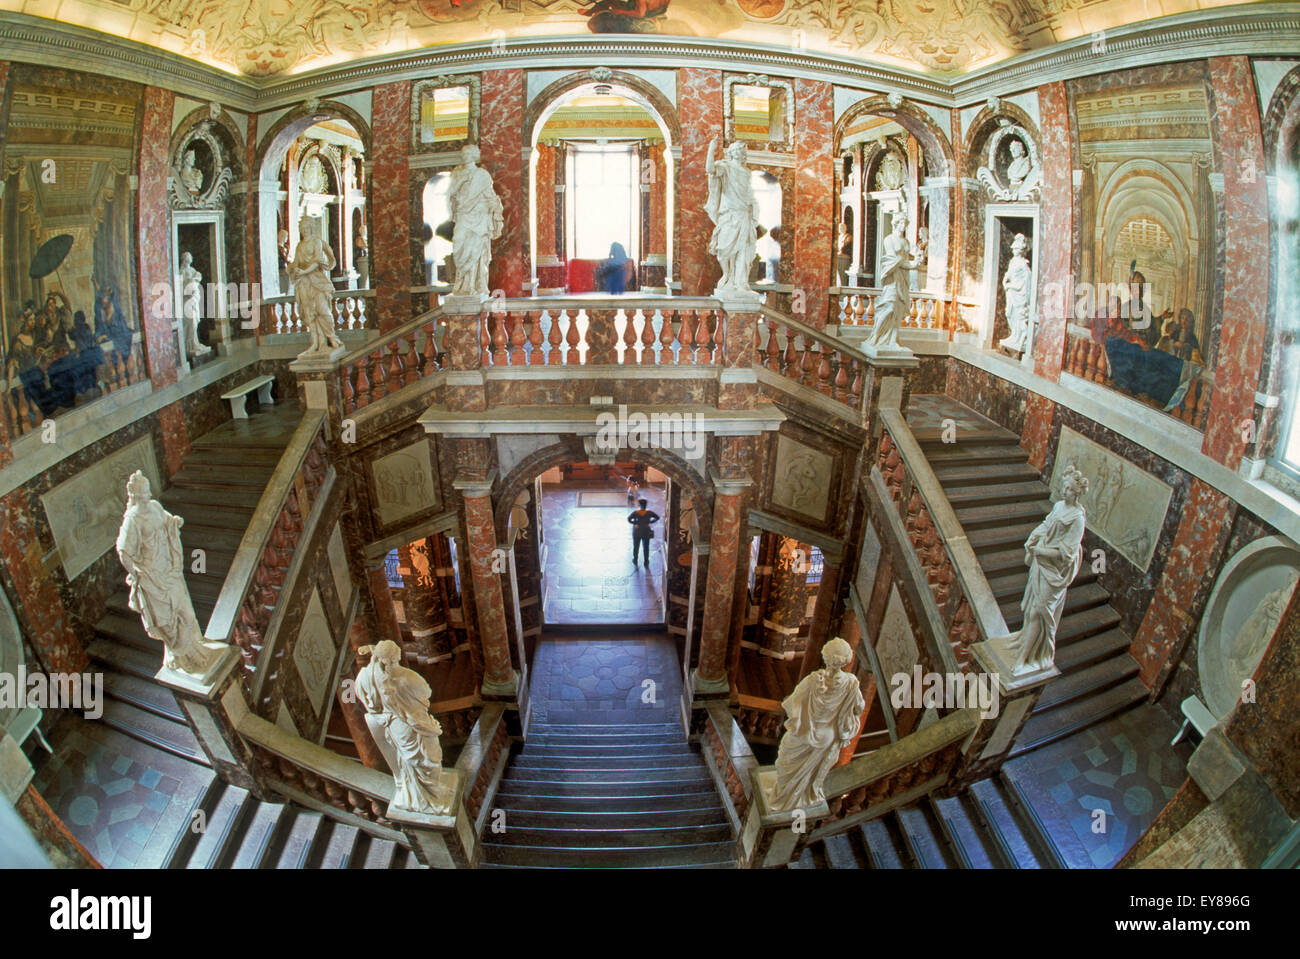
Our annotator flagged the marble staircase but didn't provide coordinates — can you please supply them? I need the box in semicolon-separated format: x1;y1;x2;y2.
794;771;1064;869
481;721;736;868
915;412;1145;757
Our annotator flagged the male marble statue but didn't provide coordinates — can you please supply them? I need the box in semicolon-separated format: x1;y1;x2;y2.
115;471;228;677
769;637;865;811
864;210;924;354
179;252;211;359
448;144;503;298
355;640;454;815
1001;464;1088;672
288;216;344;356
705;139;760;298
999;233;1032;353
1006;138;1033;195
179;149;203;195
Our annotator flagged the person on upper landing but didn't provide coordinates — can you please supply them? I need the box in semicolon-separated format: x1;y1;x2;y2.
627;498;660;568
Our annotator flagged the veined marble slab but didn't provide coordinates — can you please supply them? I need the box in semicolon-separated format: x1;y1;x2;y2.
294;588;335;716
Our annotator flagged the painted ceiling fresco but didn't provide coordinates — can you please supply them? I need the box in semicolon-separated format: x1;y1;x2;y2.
14;0;1263;78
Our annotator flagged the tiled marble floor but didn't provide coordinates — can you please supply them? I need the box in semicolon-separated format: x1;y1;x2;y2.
528;632;682;726
32;718;213;869
541;481;666;626
906;393;1007;437
1005;703;1194;868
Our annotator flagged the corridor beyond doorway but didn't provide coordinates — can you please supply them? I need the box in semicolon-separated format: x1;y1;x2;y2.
540;466;666;626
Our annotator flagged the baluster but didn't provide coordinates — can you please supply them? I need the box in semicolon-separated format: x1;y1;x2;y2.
425;322;441;374
866;292;876;327
763;320;781;371
639;309;656;365
907;298;919;328
800;339;817;386
354;357;372;409
357;297;368;330
14;387;30;434
546;310;564;365
564;310;581;365
621;308;638;364
849;359;864;409
113;351;126;390
782;325;799;376
509;311;527;365
851;295;864;326
658;309;676;365
677;309;695;364
833;353;849;403
404;333;421;387
817;347;833;396
695;310;714;365
527;310;546;365
388;340;405;388
333;297;345;333
370;349;388;400
492;311;509;366
341;366;356;413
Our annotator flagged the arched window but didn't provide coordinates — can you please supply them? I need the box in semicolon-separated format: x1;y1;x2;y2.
422;172;452;286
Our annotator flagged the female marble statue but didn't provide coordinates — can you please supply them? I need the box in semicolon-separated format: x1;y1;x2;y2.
288;216;344;355
448;145;503;298
115;471;227;676
705;139;759;296
179;252;211;358
865;210;924;353
999;233;1032;353
769;637;866;812
1004;465;1089;672
355;640;454;815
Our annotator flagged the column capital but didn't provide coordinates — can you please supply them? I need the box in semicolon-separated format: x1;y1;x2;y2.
709;467;753;496
452;469;498;496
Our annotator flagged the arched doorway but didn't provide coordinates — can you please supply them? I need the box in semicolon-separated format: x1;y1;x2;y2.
527;78;676;295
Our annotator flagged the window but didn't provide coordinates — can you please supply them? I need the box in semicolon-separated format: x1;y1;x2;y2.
732;85;786;142
566;141;639;261
806;546;824;586
752;171;783;283
422;172;452;285
384;548;403;588
422;86;470;144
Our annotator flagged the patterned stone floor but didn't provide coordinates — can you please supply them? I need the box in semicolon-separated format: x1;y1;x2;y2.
906;393;1008;438
541;481;666;626
528;633;681;726
31;718;213;869
1005;703;1194;869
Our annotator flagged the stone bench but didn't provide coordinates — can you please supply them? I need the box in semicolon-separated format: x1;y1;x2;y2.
221;374;275;420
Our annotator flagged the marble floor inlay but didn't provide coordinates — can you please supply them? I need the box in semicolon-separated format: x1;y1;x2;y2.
528;632;682;726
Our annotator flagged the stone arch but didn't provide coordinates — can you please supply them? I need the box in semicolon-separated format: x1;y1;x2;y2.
961;101;1041;178
253;100;372;177
833;95;954;179
523;70;680;146
492;437;713;545
169;106;247;176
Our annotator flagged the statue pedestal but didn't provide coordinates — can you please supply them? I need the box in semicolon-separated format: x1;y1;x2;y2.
739;767;831;868
861;341;916;361
156;644;241;694
385;770;477;868
289;344;346;372
442;294;490;315
715;289;762;311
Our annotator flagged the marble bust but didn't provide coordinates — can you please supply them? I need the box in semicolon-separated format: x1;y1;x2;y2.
448;144;504;298
705;138;760;300
768;638;865;812
288;216;344;357
179;149;203;195
355;640;454;815
999;233;1032;353
115;471;228;677
978;128;1041;201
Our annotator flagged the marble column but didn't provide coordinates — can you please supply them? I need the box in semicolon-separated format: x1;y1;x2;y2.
793;78;834;327
138;86;181;388
371;81;413;331
693;470;752;697
455;472;518;700
398;539;453;660
1203;56;1270;471
481;69;526;297
365;561;406;648
533;142;564;293
1032;80;1072;383
643;141;669;291
678;68;724;297
760;537;809;657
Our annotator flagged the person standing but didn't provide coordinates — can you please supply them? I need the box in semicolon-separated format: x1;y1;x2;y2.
627;498;660;568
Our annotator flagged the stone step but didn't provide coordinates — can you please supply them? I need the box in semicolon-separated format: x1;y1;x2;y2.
1034;653;1141;714
954;498;1052;531
975;546;1031;577
271;810;326;869
351;836;399;870
491;790;721;812
479;840;736;868
920;445;1031;468
227;802;287;869
165;777;223;868
1010;677;1147;759
895;804;959;869
98;697;209;766
181;447;285;469
821;832;869;868
987;569;1099;603
495;807;729;830
929;795;1006;869
93;613;163;655
488;822;733;848
501;765;712;786
100;669;183;723
932;462;1042;488
186;783;251;869
527;722;683;736
88;637;163;680
306;819;361;868
510;754;704;771
160;485;264;512
168;464;278;490
1054;628;1132;674
516;741;694;759
966;777;1050;869
859;817;909;869
968;522;1045;552
944;481;1052;509
525;730;686;748
1000;582;1113;628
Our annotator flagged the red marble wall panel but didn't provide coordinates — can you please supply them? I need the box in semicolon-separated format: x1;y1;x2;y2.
461;492;514;688
371;81;412;332
137;86;180;388
647;142;668;256
1130;478;1234;688
793;78;834;328
1032;81;1072;383
481;69;526;298
534;142;556;260
1202;56;1270;471
678;68;723;297
0;488;87;673
1021;393;1055;471
696;489;743;684
157;400;190;479
244;112;260;309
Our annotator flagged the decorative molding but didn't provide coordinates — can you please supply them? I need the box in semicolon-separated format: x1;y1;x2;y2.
411;75;481;155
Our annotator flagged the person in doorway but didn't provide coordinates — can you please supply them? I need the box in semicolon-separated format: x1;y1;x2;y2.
627;498;660;568
625;474;640;506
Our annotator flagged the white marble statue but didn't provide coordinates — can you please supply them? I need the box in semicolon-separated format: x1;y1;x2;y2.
1005;138;1034;196
179;252;211;359
705;139;760;298
179;149;203;195
768;638;865;812
1000;464;1088;673
355;640;454;815
288;216;344;356
999;233;1032;353
448;144;503;298
977;132;1041;201
115;471;228;677
864;210;924;354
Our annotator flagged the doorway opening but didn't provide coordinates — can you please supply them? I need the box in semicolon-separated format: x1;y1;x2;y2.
536;461;669;626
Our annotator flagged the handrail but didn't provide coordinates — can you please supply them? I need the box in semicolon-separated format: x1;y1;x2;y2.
822;706;979;801
878;406;1009;645
204;410;330;675
760;305;871;367
702;702;759;829
338;303;444;368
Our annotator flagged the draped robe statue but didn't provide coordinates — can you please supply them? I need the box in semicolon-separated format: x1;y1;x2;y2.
355;640;454;815
705;139;760;298
448;145;504;298
999;234;1032;353
1000;465;1088;672
115;471;228;676
865;210;924;353
769;638;865;811
289;216;344;356
179;252;211;359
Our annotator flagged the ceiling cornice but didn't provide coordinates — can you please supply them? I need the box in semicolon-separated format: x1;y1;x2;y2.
0;6;1298;115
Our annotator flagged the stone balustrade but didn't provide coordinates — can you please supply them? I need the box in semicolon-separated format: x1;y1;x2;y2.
701;702;758;832
1065;327;1212;429
262;289;377;336
754;306;868;413
338;309;444;416
833;288;950;332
